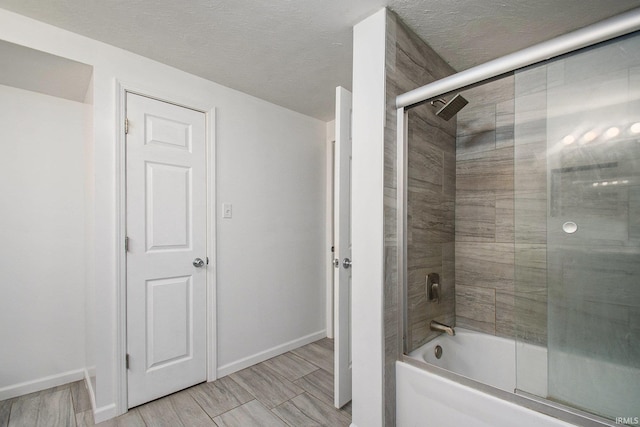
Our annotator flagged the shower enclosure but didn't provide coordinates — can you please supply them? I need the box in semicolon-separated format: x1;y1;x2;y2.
397;10;640;427
515;33;640;420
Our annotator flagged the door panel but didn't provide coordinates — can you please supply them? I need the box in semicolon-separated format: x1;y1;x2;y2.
145;114;192;150
146;162;191;251
126;93;207;408
334;86;352;408
145;276;192;370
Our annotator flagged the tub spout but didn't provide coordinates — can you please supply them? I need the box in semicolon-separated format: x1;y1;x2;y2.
430;320;455;336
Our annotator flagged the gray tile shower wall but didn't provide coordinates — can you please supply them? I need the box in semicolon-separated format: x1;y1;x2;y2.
454;76;517;338
406;104;457;350
383;10;456;426
514;66;548;345
454;70;548;346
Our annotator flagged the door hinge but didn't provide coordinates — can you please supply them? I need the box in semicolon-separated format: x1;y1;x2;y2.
125;353;130;369
125;236;129;252
206;256;209;265
124;118;129;134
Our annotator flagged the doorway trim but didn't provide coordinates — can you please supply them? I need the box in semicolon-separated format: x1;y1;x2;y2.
325;124;335;339
114;80;217;416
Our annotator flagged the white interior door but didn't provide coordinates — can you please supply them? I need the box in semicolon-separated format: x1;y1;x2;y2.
334;86;352;408
126;93;207;408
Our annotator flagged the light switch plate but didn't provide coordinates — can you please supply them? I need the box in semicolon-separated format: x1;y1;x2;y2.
223;203;232;219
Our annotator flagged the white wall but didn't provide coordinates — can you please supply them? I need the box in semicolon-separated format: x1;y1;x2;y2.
351;8;387;427
216;104;327;374
0;84;88;396
0;8;327;420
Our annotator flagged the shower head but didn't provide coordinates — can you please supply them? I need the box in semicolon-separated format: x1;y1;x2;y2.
431;94;469;121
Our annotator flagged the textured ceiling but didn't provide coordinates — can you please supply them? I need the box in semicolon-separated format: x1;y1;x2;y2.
0;0;639;121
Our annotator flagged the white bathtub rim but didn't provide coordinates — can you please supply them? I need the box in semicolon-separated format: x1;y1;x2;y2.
408;327;548;396
408;327;516;356
396;361;577;427
399;356;619;427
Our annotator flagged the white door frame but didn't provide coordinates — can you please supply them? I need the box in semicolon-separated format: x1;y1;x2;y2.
325;124;335;339
114;81;217;416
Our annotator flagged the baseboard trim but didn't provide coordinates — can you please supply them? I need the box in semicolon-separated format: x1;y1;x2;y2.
91;332;328;422
0;368;85;401
86;366;96;378
93;403;117;424
217;330;327;377
83;367;96;414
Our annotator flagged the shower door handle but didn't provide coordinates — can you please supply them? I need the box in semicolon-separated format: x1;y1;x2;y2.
342;258;352;269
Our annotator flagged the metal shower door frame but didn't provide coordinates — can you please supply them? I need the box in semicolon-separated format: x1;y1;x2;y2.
395;7;640;426
396;5;640;357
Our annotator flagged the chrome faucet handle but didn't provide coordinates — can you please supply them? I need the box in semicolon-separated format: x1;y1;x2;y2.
427;273;440;304
431;283;440;304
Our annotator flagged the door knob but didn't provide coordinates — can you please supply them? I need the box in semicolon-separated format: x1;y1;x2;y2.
342;258;352;269
193;258;205;268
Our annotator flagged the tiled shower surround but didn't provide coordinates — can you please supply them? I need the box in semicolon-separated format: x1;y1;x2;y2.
381;11;540;425
454;74;548;346
387;10;550;396
398;70;550;351
453;76;517;338
382;10;456;426
454;73;518;339
387;15;640;425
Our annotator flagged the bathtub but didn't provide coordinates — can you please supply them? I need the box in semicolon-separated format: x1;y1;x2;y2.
407;327;547;396
396;362;575;427
398;328;580;427
403;328;639;424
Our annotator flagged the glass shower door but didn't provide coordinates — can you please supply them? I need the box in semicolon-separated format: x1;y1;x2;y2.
515;32;640;422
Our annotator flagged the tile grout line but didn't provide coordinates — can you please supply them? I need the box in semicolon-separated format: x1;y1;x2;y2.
269;401;294;427
295;369;332;403
5;400;13;427
34;395;43;427
247;362;303;409
183;386;220;426
134;406;150;427
210;398;258;423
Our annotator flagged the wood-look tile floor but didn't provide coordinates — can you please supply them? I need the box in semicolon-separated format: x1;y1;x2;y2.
1;338;352;427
